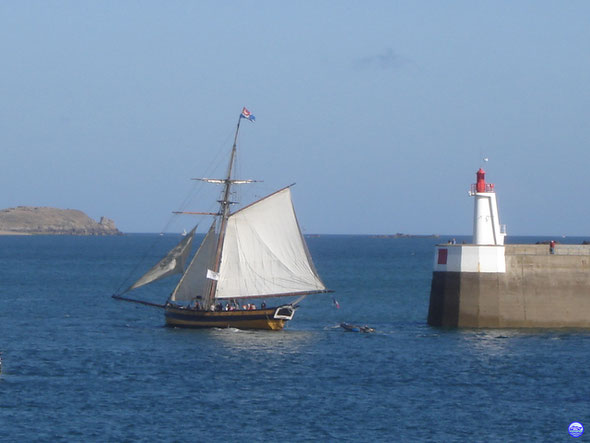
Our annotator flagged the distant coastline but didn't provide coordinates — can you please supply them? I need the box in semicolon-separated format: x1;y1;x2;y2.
0;230;32;236
304;233;441;238
0;206;122;236
370;233;440;239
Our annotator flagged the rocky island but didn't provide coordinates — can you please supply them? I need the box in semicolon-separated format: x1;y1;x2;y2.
0;206;122;235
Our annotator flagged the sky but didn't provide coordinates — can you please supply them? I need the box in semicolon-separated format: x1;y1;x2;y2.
1;1;589;236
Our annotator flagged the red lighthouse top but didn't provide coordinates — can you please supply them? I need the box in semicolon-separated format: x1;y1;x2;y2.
473;168;494;193
476;168;486;192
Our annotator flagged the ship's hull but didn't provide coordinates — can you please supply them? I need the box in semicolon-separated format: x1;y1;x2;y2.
164;305;295;331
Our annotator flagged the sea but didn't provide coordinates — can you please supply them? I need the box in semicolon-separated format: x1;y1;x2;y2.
1;234;589;442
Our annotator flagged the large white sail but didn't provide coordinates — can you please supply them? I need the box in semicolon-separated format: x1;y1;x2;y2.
215;187;326;299
127;227;196;292
170;224;217;302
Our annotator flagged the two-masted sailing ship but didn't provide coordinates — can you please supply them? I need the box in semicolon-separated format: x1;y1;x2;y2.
113;108;331;330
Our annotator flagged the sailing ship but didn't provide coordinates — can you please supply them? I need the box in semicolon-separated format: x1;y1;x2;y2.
113;108;331;330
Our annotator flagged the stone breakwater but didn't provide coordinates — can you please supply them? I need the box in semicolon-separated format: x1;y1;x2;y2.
428;244;590;328
0;206;122;235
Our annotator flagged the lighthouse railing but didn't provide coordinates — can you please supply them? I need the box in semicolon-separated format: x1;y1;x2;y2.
470;183;495;193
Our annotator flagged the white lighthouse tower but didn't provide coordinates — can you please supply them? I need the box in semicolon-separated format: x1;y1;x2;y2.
433;167;506;274
470;168;506;245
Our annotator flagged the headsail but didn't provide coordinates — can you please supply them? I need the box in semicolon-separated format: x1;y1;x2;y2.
170;223;218;302
214;187;326;299
126;226;196;292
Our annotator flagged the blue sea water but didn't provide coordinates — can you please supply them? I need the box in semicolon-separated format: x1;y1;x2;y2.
1;234;589;442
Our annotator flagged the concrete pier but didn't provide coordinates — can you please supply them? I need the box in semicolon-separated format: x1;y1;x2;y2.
428;244;590;328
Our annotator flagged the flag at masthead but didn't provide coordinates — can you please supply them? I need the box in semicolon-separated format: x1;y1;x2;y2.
240;107;255;122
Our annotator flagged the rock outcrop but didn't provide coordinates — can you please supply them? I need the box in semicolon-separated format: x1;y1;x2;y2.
0;207;122;235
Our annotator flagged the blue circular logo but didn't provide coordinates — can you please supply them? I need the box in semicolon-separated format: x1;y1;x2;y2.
569;422;584;438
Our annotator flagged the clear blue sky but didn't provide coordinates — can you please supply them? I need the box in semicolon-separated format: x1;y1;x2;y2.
1;2;589;235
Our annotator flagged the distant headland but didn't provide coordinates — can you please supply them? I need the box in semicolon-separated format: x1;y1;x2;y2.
370;233;440;239
0;206;122;236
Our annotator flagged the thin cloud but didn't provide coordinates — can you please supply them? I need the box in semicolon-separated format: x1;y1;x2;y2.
354;48;408;70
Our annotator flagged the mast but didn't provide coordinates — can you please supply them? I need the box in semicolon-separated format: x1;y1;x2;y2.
204;116;242;307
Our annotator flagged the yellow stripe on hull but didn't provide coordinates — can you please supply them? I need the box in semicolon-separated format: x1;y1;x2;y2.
164;307;288;331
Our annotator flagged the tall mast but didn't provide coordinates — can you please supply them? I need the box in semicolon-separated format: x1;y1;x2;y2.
204;116;242;307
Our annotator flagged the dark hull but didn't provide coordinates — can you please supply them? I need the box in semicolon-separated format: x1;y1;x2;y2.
340;323;375;333
164;305;295;331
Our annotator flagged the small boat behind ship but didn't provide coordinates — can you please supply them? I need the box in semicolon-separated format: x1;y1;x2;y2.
340;323;375;333
113;108;331;330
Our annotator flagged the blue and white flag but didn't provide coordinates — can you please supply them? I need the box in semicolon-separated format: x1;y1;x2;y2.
240;107;255;122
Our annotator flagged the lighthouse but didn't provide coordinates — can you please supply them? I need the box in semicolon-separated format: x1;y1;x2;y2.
470;168;506;245
429;165;590;328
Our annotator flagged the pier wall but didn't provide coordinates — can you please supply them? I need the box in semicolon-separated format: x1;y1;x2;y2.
428;244;590;328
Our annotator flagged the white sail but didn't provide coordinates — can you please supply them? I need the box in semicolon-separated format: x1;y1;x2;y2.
127;227;196;291
215;187;326;299
170;224;218;302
